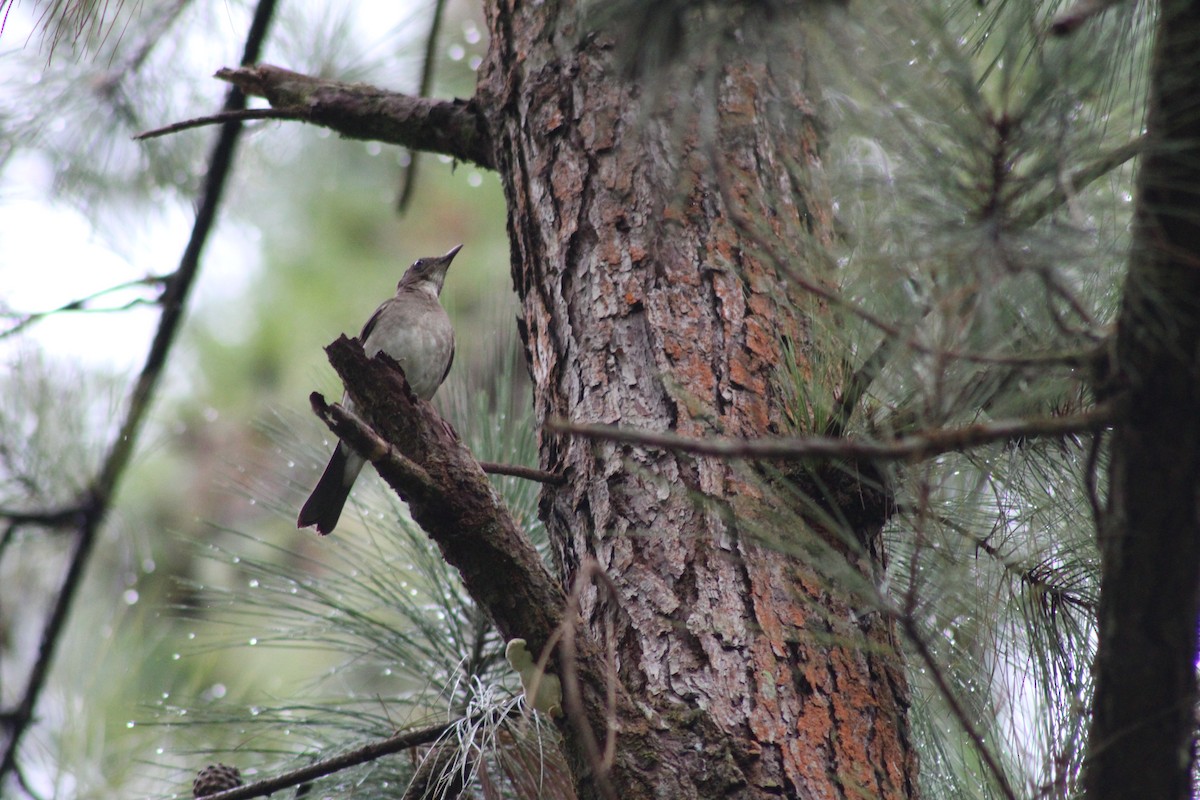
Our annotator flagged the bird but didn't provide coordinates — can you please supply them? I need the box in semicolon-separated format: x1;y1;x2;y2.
297;244;461;534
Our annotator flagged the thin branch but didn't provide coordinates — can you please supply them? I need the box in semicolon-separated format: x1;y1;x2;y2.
213;64;494;169
0;505;89;528
315;338;564;648
550;402;1120;464
192;715;476;800
1016;136;1144;229
134;107;305;140
0;275;169;340
396;0;449;212
930;511;1097;613
824;334;898;438
478;460;564;485
0;0;279;783
898;614;1020;800
309;393;436;496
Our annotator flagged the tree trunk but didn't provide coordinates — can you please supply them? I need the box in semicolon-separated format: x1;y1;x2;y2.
1085;2;1200;798
479;4;916;798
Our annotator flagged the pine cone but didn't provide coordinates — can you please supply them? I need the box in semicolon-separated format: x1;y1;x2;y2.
192;763;243;798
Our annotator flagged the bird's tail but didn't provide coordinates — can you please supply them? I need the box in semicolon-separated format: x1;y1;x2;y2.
297;445;363;534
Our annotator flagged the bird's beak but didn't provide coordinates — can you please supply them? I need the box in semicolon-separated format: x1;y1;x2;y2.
443;244;463;262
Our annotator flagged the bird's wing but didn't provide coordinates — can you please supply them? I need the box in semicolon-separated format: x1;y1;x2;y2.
440;339;455;387
358;299;390;344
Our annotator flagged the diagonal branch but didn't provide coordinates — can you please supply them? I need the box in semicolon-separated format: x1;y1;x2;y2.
212;64;494;169
551;402;1120;464
191;713;482;800
316;336;562;649
313;337;640;793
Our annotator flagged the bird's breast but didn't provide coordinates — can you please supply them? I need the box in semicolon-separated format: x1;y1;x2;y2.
363;306;454;400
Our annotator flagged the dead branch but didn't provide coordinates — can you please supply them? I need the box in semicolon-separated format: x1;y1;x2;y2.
477;460;564;485
191;714;475;800
213;64;494;169
551;401;1120;464
134;107;305;140
316;336;562;650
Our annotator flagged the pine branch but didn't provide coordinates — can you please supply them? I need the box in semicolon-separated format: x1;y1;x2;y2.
212;64;494;169
312;337;563;649
311;338;640;793
1016;136;1145;230
191;715;475;800
897;613;1019;800
551;402;1120;464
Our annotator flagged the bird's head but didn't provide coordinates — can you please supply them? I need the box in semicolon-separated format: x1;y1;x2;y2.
397;244;462;297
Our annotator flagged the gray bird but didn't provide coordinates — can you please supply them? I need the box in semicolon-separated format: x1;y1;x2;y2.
298;244;460;534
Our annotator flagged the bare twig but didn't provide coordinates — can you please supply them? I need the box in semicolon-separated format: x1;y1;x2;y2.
396;0;448;212
134;107;305;140
550;402;1119;464
214;64;494;169
535;560;621;800
309;393;436;494
191;715;482;800
898;613;1020;800
1016;136;1144;229
0;504;89;528
0;275;169;340
477;460;564;485
0;0;279;783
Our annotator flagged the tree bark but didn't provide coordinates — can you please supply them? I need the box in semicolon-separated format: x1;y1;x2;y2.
478;4;916;798
1085;2;1200;798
